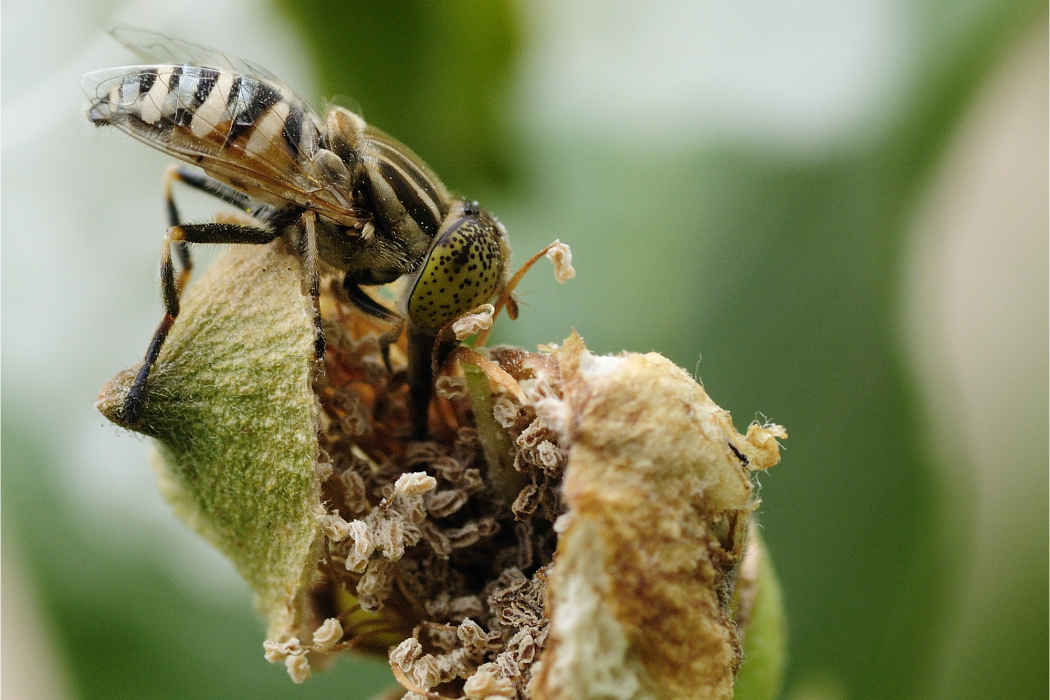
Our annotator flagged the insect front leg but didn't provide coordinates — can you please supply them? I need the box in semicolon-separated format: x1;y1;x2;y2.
122;220;280;425
341;280;405;373
162;164;259;294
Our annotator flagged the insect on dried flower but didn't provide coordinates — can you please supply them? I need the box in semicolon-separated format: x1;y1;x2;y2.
84;26;513;439
97;234;786;699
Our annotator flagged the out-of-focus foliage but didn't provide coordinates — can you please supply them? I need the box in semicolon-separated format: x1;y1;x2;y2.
276;0;521;191
2;0;1045;699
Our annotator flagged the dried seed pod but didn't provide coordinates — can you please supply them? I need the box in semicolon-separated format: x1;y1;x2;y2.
97;241;786;696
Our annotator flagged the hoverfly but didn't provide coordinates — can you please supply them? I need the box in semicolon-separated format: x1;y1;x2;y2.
84;26;510;438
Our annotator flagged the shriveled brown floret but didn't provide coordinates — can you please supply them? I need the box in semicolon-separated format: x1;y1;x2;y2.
98;241;785;697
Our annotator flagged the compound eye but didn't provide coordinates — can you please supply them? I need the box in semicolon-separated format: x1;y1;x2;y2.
407;214;505;332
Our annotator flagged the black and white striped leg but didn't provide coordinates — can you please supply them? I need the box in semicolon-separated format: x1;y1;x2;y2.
122;221;280;425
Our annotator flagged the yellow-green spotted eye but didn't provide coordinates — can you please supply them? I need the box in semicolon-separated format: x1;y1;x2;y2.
407;213;506;332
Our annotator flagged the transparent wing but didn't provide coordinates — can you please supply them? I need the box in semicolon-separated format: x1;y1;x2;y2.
106;24;312;113
107;24;281;83
84;64;360;224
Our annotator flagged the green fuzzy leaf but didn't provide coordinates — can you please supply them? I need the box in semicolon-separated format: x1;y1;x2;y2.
734;534;788;700
98;242;324;640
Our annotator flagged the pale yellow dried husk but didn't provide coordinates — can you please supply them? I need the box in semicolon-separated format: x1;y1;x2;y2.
532;334;784;700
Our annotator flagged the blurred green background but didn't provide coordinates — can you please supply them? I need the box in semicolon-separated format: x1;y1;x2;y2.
2;1;1046;699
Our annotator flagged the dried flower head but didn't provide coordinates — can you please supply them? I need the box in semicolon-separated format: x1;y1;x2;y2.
97;240;786;699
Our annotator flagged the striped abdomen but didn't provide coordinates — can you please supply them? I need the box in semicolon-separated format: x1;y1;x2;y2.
86;65;324;208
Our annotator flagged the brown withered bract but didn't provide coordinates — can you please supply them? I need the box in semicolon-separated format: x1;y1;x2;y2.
98;240;786;699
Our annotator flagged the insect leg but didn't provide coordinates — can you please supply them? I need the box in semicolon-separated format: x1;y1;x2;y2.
122;221;280;425
300;211;325;359
342;280;405;371
164;164;253;213
163;164;256;294
342;287;452;440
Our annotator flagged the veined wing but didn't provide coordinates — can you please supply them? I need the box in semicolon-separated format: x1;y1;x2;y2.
84;63;360;225
86;27;362;225
105;25;305;103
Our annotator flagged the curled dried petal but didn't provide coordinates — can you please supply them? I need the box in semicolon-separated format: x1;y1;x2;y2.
544;241;576;283
457;619;490;653
344;520;375;573
446;522;482;549
357;559;394;610
426;489;470;518
460;469;485;494
285;654;311;683
492;397;520;429
375;516;406;560
464;663;516;700
263;637;302;663
322;513;352;542
391;638;424;668
312;618;344;649
421;521;452;558
436;375;469;400
512;485;540;518
431;455;465;483
395;472;438;497
340;470;369;515
534;441;564;472
453;304;495;340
